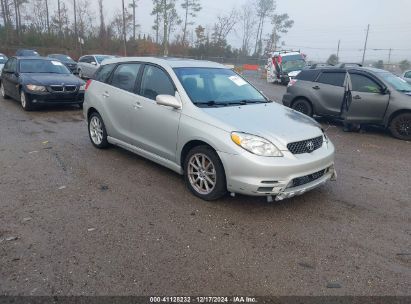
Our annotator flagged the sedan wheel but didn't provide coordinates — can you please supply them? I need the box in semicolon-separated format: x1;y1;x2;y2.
88;112;109;148
389;113;411;141
20;91;32;111
1;82;9;99
78;69;84;79
184;146;227;201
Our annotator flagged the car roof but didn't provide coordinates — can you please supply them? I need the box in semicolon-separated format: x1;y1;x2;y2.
306;66;387;74
14;56;56;60
101;56;227;69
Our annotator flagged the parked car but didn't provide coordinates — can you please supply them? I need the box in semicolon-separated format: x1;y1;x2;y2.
0;53;8;76
0;57;86;110
402;70;411;84
84;57;336;201
16;49;40;57
266;51;306;85
77;55;115;79
48;54;78;74
283;67;411;140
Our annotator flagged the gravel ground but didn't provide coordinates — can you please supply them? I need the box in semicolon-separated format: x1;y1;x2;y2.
0;75;410;296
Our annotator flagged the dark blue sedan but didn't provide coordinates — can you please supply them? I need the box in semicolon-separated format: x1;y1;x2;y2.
0;57;86;111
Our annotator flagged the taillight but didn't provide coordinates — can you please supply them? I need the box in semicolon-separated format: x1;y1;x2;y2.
288;79;297;87
85;79;92;91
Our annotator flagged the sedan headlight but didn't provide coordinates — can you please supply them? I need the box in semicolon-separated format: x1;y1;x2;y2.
231;132;283;157
26;84;46;92
79;84;86;91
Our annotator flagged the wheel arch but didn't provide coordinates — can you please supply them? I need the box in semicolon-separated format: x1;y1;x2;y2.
87;107;99;121
386;109;411;128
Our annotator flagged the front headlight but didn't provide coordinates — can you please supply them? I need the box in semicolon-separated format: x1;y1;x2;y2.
26;84;46;92
79;84;86;91
231;132;283;157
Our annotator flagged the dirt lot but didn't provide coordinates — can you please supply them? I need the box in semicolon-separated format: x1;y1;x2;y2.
0;76;410;296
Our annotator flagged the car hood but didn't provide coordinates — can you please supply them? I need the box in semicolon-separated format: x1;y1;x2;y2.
201;102;323;147
21;73;83;86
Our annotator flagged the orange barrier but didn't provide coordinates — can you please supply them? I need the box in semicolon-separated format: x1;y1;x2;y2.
243;64;259;71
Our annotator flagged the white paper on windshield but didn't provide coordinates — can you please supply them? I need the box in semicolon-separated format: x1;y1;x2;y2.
51;61;63;66
229;75;248;86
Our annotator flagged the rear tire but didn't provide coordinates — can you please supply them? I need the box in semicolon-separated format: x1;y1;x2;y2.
389;113;411;141
291;98;313;117
184;145;227;201
78;69;84;79
1;82;10;99
88;112;109;148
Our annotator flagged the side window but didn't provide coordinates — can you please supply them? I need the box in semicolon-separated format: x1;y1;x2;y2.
140;65;175;100
296;70;320;81
79;57;86;63
110;63;141;93
90;56;97;64
94;64;116;83
10;59;17;72
405;71;411;78
350;73;381;93
316;72;345;87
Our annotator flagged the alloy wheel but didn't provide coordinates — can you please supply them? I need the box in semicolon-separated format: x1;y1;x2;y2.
20;92;26;108
395;116;411;137
89;116;104;145
187;153;217;195
1;83;5;97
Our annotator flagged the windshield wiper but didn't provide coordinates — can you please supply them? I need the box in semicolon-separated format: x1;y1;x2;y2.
193;101;229;107
236;99;271;105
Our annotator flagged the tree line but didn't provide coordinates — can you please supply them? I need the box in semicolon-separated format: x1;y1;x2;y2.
0;0;293;60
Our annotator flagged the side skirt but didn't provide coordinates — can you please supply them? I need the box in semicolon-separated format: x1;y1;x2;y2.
107;136;184;175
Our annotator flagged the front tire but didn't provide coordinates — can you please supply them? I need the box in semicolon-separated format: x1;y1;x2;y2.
291;98;313;117
389;113;411;141
1;82;10;99
20;90;33;111
184;145;227;201
78;69;84;79
88;112;109;148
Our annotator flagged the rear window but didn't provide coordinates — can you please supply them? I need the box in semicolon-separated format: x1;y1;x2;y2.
296;70;320;81
317;72;345;87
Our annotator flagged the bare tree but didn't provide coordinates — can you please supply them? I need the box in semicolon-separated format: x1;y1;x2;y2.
265;13;293;52
122;0;127;55
253;0;275;56
239;2;256;55
181;0;201;45
211;8;238;47
151;0;162;44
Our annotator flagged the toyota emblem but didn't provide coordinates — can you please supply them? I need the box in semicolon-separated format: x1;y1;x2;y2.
306;141;315;152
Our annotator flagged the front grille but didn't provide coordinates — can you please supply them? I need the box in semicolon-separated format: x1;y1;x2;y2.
287;136;323;154
50;85;64;92
291;169;326;188
65;85;77;92
49;85;77;93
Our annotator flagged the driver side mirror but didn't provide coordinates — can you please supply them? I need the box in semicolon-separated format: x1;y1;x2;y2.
156;94;182;109
91;62;97;66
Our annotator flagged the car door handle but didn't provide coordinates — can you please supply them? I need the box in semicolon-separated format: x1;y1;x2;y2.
133;102;142;110
102;92;110;98
353;95;362;100
312;86;320;90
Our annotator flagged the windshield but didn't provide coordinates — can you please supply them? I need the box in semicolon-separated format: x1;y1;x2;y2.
282;59;306;73
174;68;268;107
379;72;411;92
20;59;71;74
19;50;39;56
95;55;114;64
51;55;75;63
0;55;7;64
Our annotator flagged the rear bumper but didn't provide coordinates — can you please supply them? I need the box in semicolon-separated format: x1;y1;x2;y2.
26;91;84;104
218;141;336;198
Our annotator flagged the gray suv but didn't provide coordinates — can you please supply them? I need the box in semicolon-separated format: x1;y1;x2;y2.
83;57;336;201
283;67;411;140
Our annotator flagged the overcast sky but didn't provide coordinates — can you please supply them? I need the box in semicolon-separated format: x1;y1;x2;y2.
88;0;411;62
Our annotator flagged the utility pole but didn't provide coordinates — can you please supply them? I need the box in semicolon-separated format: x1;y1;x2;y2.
388;48;392;65
337;40;340;63
74;0;78;56
122;0;127;56
361;24;370;66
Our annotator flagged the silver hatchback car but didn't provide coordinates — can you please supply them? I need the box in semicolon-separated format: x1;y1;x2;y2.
83;57;337;201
